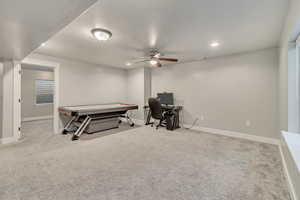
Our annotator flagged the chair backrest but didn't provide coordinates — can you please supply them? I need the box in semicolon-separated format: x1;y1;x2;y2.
148;98;163;120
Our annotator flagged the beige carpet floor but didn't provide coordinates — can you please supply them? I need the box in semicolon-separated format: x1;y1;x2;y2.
0;120;290;200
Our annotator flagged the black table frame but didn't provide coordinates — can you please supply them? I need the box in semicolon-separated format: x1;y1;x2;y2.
144;105;183;130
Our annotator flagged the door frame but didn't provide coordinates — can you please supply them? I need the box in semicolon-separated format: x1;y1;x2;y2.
21;57;60;134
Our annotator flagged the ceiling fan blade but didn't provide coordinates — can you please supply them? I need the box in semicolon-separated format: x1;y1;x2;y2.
132;59;150;64
159;58;178;62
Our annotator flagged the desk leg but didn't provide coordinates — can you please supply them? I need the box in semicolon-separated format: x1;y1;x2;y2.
176;111;181;128
145;110;152;125
173;110;180;129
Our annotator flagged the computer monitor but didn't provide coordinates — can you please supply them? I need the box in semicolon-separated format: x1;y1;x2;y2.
157;93;174;105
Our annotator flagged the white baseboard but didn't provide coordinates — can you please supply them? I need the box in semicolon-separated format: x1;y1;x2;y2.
186;125;280;145
279;144;298;200
0;136;18;144
22;115;53;122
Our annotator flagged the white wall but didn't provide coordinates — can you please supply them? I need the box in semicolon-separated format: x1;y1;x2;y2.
0;63;2;138
127;68;145;120
25;54;128;129
21;68;54;120
27;54;128;106
152;48;278;139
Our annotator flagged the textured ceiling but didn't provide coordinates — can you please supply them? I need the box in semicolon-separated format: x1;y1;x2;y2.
36;0;288;68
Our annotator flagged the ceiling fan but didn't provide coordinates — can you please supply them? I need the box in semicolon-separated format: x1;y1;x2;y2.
129;49;178;67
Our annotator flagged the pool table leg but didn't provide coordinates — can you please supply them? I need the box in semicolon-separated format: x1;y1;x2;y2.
72;116;91;140
62;116;76;134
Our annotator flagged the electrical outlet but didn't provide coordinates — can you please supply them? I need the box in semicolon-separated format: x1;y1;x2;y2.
246;120;251;127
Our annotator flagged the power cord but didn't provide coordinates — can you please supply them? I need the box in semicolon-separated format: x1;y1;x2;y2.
183;118;199;130
180;108;199;130
180;110;199;130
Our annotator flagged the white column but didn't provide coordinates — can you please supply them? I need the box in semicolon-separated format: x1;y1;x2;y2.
53;66;59;134
0;63;3;139
13;61;21;139
127;67;152;123
1;61;21;143
144;67;152;105
127;68;145;121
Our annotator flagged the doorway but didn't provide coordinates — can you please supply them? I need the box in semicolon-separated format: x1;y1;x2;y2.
20;58;60;139
20;64;55;140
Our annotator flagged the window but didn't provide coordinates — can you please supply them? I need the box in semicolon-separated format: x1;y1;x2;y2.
35;80;54;104
288;36;300;134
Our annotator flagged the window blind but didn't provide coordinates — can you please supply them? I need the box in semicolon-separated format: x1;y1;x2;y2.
36;80;54;104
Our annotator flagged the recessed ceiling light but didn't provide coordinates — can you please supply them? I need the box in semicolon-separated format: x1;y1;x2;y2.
91;28;112;41
126;62;131;66
41;43;46;47
210;41;220;47
150;59;158;65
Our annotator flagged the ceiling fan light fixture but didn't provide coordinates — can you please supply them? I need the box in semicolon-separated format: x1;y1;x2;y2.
126;62;131;66
210;41;220;47
150;59;158;65
153;53;160;58
91;28;112;41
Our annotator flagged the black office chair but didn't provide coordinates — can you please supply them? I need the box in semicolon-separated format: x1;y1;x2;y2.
148;98;167;129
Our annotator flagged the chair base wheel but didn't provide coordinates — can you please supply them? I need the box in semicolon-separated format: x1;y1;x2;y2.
130;123;135;127
62;130;68;135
